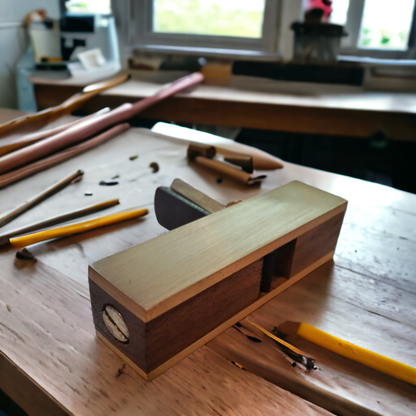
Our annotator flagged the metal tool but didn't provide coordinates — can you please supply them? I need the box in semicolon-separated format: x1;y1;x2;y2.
103;305;129;343
245;320;317;371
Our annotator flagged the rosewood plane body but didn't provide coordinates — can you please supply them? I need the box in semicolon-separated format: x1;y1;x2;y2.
89;181;347;380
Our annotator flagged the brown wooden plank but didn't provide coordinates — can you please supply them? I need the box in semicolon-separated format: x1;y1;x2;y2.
0;353;68;416
290;211;346;277
90;259;262;373
33;82;416;141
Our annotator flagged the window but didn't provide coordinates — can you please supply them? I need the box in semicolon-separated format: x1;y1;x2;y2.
115;0;302;58
113;0;416;61
358;0;415;51
341;0;416;59
152;0;266;39
65;0;111;14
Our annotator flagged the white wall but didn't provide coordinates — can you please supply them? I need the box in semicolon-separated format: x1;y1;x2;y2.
0;0;59;109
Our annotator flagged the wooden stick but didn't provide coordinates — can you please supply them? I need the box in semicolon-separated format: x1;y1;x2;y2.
0;72;204;175
0;73;129;138
10;208;149;249
0;123;130;189
193;156;266;185
0;104;133;175
0;199;119;246
0;108;110;157
223;155;253;173
0;170;83;228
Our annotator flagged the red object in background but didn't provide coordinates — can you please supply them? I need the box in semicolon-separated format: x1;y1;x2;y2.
306;0;333;19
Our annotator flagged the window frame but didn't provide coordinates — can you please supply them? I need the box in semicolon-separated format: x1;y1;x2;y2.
340;0;416;59
113;0;304;58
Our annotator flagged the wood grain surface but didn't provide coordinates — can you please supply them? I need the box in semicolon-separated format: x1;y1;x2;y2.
0;109;415;415
91;259;262;374
90;181;346;322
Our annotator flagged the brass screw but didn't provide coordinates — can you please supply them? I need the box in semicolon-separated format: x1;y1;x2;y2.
103;305;129;343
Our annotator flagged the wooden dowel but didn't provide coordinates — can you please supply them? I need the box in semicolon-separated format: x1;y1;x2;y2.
194;156;266;185
0;123;130;189
223;155;253;173
0;72;204;175
0;199;119;246
10;208;149;249
0;108;110;157
0;104;133;175
187;143;216;160
0;170;83;228
0;73;128;138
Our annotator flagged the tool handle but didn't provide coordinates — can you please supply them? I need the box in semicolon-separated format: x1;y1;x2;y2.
10;208;148;249
298;322;416;386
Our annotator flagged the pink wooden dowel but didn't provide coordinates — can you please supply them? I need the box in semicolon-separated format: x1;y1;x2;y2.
0;104;133;175
13;107;110;142
0;72;204;175
0;123;130;188
0;107;110;157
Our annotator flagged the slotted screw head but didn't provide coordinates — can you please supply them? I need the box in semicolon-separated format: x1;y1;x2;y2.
103;305;129;343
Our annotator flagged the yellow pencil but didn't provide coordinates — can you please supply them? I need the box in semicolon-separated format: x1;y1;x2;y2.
10;208;148;249
278;321;416;386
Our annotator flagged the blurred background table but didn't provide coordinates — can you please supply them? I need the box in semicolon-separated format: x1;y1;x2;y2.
30;71;416;141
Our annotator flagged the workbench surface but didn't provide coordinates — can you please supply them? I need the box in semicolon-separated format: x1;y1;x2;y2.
0;109;415;416
31;71;416;141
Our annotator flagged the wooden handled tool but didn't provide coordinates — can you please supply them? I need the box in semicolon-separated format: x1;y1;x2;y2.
0;199;119;246
187;143;266;185
0;73;129;137
0;170;84;228
152;122;284;170
90;180;347;381
10;208;148;249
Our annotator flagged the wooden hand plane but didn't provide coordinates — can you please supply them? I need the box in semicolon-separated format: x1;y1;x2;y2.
89;180;347;380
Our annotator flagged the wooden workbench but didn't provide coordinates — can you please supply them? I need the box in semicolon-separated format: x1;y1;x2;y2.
30;71;416;141
0;109;415;415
